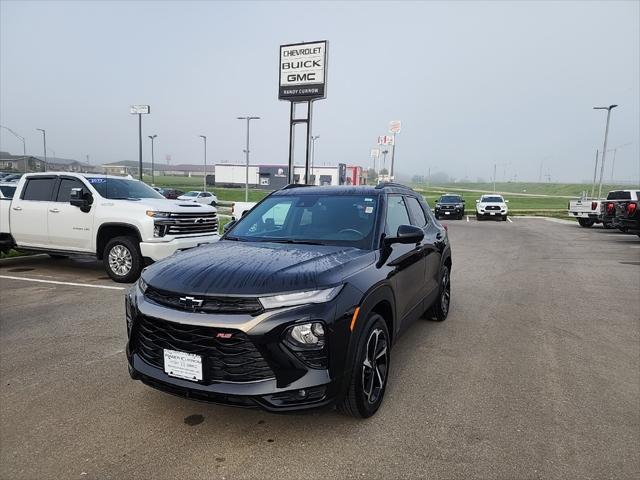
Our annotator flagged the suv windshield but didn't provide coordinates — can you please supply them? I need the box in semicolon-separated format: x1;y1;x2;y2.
227;194;379;249
482;196;503;203
85;177;165;200
439;195;461;203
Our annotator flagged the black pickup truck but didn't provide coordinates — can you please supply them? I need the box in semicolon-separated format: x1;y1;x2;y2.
613;192;640;236
600;190;639;232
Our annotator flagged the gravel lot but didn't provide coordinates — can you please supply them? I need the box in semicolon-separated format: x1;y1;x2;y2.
1;218;638;479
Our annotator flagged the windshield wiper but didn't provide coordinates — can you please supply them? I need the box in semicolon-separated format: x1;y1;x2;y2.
259;238;325;246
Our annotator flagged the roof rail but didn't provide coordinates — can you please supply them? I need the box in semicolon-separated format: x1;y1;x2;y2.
374;182;413;190
280;183;314;191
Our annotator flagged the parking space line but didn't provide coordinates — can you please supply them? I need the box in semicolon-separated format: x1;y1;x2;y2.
0;275;125;290
466;216;469;222
507;217;513;223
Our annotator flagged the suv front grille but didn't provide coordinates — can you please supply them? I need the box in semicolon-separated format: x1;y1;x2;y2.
134;315;275;383
145;286;263;315
156;211;218;236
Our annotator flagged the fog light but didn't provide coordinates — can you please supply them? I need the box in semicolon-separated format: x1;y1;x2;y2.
297;389;307;398
288;322;325;347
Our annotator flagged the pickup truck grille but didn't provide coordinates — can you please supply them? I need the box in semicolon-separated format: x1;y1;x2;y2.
134;315;274;383
144;286;263;315
485;205;501;211
157;212;218;236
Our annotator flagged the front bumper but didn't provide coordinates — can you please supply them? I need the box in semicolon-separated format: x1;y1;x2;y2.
435;207;463;217
477;210;507;217
125;284;359;412
139;234;219;261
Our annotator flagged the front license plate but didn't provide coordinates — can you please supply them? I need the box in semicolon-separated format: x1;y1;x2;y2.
490;212;496;215
164;349;202;382
444;211;450;215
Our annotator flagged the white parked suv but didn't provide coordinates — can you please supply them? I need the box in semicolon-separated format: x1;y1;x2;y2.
177;190;218;206
476;194;509;221
0;173;219;282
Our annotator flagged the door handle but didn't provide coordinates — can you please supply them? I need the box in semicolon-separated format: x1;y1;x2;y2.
49;208;60;213
12;206;22;211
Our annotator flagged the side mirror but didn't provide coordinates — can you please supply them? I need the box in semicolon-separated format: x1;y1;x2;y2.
241;210;249;217
70;187;93;212
223;220;236;233
475;199;480;203
462;199;466;203
505;199;509;203
384;224;424;246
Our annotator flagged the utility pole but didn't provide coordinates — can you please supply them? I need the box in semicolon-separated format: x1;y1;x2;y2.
493;163;497;192
311;135;319;185
36;128;47;166
237;116;260;201
593;104;617;199
148;134;157;185
607;142;632;183
199;135;207;192
590;149;599;198
1;125;26;172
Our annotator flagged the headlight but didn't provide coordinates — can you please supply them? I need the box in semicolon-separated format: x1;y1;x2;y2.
146;210;172;218
259;285;343;309
137;276;148;293
287;322;326;347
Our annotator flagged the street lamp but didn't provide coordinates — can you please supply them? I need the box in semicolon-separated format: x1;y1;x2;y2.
311;135;320;185
593;104;618;199
607;142;632;183
148;134;157;185
0;125;26;172
199;135;207;192
237;116;260;201
36;128;47;165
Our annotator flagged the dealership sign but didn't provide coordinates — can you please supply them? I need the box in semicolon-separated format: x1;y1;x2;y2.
279;41;327;101
389;120;401;134
377;135;395;146
129;105;150;114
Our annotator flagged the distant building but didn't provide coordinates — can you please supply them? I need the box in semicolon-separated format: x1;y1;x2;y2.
101;160;211;178
214;163;366;189
0;151;98;173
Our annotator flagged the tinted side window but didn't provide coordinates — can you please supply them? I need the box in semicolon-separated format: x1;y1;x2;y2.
385;195;411;235
55;178;86;202
405;196;427;227
22;178;56;201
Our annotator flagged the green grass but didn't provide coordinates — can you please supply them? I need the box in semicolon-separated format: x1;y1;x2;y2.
0;249;30;259
412;181;636;198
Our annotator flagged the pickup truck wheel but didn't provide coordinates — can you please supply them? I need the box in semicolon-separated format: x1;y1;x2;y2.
103;236;142;283
338;313;389;419
427;265;451;322
602;222;613;229
476;213;481;221
502;215;508;222
578;218;595;228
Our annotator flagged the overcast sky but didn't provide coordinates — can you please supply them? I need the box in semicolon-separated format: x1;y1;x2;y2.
1;0;638;183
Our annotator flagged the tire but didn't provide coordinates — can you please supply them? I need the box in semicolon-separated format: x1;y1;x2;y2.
435;214;440;220
602;222;613;230
48;254;68;259
578;218;595;228
427;264;451;322
103;236;142;283
338;313;390;419
476;213;481;221
502;215;508;222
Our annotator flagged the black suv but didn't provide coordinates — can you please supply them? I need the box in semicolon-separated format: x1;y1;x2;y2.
434;194;465;220
126;183;452;418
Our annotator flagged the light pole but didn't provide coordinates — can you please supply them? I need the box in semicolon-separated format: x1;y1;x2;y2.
593;104;617;199
199;135;207;192
381;149;389;180
36;128;47;166
607;142;632;183
148;134;157;185
0;125;26;172
311;135;319;184
237;116;260;201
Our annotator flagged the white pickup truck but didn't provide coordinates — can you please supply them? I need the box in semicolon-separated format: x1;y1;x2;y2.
0;172;219;282
567;196;606;228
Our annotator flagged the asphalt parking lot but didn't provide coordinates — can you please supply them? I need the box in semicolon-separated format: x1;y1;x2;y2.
1;218;638;480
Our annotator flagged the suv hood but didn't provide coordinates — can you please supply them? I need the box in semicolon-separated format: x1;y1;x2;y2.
143;240;375;296
117;198;216;213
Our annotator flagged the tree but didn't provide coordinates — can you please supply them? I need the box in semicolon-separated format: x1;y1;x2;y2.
367;168;378;185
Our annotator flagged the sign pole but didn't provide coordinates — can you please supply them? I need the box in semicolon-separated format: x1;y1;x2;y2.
288;102;296;184
390;133;396;180
138;113;143;180
305;101;313;184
